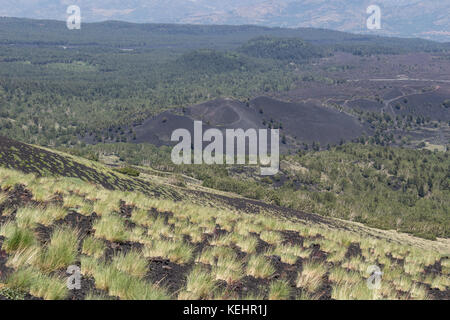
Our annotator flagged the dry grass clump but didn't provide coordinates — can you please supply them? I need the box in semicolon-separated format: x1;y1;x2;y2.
212;256;244;284
331;282;377;300
403;249;440;276
378;282;400;299
316;238;341;254
128;225;146;243
235;235;259;254
0;170;34;189
406;283;429;300
197;247;244;283
422;274;449;291
242;292;265;300
234;219;264;236
391;275;425;297
215;215;237;233
111;250;148;278
93;214;129;242
341;256;372;273
296;291;322;300
387;244;409;261
198;219;217;235
82;236;106;258
57;177;98;198
92;193;120;216
327;249;347;264
83;259;169;300
382;266;404;284
147;216;174;239
246;255;275;279
256;216;285;232
175;221;204;243
296;261;327;293
442;258;450;275
77;201;94;216
37;227;79;273
2;225;36;253
179;266;218;300
259;231;282;245
108;271;169;300
6;267;68;300
122;192;150;208
196;246;237;265
6;246;41;270
28;180;59;202
328;267;362;286
130;208;151;226
209;233;236;247
143;239;194;264
403;262;423;276
0;191;8;205
79;255;98;277
269;244;310;264
268;279;291;300
320;229;354;248
392;275;414;292
15;205;67;228
63;194;85;209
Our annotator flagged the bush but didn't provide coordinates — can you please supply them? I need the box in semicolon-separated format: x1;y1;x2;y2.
114;167;140;177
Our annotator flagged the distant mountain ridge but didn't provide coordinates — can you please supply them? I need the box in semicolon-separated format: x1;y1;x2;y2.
0;0;449;42
0;17;447;54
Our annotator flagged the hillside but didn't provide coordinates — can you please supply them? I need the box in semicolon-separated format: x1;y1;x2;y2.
1;17;447;50
238;37;325;62
1;1;449;41
0;136;449;300
129;97;367;149
69;135;450;240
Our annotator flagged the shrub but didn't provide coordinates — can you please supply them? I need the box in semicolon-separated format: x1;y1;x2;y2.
114;167;140;177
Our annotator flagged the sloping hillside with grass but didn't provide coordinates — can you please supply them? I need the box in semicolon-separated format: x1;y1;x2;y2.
64;140;450;240
0;136;182;200
0;136;448;300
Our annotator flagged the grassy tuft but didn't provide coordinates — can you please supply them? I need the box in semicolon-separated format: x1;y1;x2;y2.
3;226;35;253
269;279;291;300
93;214;129;243
143;239;193;264
296;261;327;293
7;267;68;300
111;250;148;278
37;227;79;273
180;266;217;300
246;255;275;279
81;236;106;259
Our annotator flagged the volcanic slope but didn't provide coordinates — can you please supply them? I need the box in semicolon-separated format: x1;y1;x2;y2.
132;98;265;146
132;97;368;149
0;136;448;300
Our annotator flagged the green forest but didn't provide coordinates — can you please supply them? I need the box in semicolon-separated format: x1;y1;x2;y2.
1;18;448;147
